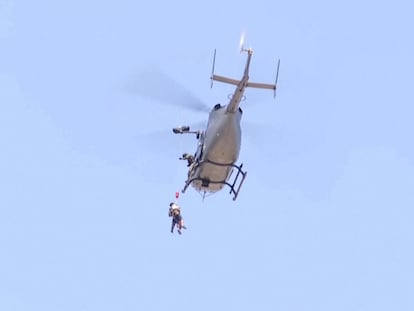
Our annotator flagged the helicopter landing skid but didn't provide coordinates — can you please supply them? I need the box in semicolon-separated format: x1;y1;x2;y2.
182;160;247;201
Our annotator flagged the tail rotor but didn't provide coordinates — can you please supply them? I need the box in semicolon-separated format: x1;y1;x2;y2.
239;32;246;52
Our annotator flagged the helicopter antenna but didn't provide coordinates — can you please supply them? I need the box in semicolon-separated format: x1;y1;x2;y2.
210;49;216;88
274;59;281;98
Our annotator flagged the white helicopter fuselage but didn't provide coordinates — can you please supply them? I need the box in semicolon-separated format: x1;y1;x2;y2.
190;104;242;192
177;47;278;200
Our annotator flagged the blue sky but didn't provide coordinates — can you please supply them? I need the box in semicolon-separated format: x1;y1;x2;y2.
1;0;413;310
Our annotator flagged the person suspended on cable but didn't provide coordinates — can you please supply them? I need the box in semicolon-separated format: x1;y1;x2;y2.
169;202;187;234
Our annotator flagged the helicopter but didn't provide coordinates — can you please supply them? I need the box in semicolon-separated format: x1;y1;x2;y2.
173;44;280;201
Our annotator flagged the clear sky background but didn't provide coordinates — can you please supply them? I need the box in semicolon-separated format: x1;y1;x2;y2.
1;0;414;310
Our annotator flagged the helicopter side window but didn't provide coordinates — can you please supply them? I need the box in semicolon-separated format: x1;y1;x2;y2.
214;103;221;110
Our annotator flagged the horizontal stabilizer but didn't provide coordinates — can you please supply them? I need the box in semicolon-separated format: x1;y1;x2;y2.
247;81;276;90
212;74;276;91
211;74;240;86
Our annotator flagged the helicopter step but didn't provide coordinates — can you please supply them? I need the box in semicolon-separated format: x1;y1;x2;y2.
182;159;247;201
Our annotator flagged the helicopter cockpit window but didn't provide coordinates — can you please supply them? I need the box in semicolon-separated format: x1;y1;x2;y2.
214;103;221;110
239;107;243;113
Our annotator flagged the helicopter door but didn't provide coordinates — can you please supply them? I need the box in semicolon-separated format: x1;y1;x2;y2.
194;133;205;162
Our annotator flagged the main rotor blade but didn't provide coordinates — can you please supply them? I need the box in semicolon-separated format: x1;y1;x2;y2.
126;68;210;113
